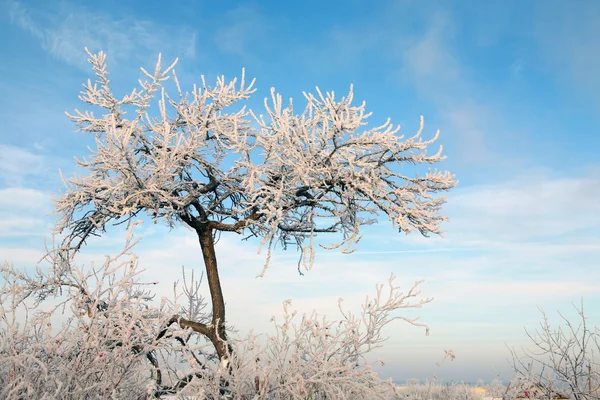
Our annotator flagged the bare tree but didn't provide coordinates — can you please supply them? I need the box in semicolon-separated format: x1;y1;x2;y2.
509;302;600;400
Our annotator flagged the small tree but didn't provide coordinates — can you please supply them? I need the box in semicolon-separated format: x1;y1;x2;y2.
53;48;456;366
509;302;600;400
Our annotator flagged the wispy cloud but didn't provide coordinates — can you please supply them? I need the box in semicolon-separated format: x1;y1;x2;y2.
392;10;501;166
212;4;274;66
0;187;48;210
533;1;600;105
0;144;47;187
398;11;462;98
445;172;600;242
290;24;381;76
0;246;46;268
6;0;197;70
0;187;53;237
350;248;463;255
388;8;530;169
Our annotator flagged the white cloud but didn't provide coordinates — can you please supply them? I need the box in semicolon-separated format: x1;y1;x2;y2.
7;0;197;70
0;187;53;237
358;170;600;254
0;187;48;210
391;11;503;166
387;7;536;170
399;11;462;98
434;278;598;306
290;24;381;76
0;146;61;238
0;145;46;187
214;7;257;54
0;246;46;267
533;1;600;105
442;102;496;164
445;173;600;242
212;4;273;66
6;0;41;37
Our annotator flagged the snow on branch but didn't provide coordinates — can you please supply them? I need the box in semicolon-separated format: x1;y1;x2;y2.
1;225;434;399
176;274;433;399
54;50;457;275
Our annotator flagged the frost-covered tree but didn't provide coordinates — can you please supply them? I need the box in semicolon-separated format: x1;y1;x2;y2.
54;48;456;367
0;49;458;397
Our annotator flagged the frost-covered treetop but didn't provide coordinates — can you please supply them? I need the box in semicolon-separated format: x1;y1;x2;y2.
56;49;457;275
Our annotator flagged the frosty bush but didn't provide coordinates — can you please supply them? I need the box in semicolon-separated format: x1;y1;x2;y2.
0;227;164;398
0;224;436;398
508;303;599;400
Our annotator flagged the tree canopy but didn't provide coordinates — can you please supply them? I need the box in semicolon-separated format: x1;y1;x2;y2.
56;49;457;277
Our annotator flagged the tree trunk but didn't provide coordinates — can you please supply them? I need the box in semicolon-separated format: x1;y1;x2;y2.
196;223;232;361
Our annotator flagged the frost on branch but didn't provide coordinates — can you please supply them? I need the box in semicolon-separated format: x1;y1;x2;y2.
0;224;172;398
55;49;457;275
0;224;229;398
0;223;434;399
232;274;434;399
508;303;600;400
21;49;457;396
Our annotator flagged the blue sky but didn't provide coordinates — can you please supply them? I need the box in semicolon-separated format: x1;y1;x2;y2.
1;0;599;384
